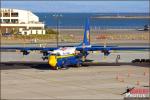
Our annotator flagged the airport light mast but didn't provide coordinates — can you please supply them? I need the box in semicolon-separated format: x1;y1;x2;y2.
53;14;62;47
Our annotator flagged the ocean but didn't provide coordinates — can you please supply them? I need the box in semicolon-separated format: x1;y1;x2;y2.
35;13;149;29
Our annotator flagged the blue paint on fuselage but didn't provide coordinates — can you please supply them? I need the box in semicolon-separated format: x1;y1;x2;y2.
56;54;83;68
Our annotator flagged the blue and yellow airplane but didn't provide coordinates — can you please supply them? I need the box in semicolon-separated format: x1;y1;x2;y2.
1;19;150;70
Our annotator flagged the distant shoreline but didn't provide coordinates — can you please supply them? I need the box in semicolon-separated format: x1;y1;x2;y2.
37;13;149;28
91;16;150;19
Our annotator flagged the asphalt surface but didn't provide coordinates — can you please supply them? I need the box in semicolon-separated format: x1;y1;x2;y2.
1;63;149;99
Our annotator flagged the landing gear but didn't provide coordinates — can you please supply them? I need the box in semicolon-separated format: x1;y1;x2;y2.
76;62;82;67
82;56;86;62
62;64;69;70
54;66;59;70
42;56;48;61
49;65;59;70
116;55;120;63
53;66;69;70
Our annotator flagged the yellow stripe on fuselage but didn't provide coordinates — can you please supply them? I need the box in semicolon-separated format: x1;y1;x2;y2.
56;54;75;59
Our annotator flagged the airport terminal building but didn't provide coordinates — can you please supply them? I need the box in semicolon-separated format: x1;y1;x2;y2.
0;8;45;35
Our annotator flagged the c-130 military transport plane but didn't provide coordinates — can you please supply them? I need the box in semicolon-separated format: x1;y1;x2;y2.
1;19;150;70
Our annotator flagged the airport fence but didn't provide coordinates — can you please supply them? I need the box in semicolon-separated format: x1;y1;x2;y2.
50;26;149;43
49;26;142;30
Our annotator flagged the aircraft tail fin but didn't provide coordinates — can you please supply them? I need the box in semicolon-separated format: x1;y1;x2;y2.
79;18;90;46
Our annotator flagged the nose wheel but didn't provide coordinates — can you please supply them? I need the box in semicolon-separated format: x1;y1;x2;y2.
54;66;59;70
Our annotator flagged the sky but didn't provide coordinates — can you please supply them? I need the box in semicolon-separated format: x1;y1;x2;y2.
1;0;149;13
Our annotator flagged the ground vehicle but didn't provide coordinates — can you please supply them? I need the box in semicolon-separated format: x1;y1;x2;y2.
2;33;12;37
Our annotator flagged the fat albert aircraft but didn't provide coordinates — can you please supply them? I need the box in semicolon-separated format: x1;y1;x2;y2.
1;19;150;69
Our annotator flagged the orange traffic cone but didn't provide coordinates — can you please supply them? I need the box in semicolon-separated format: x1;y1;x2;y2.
143;71;146;76
116;74;119;80
136;80;140;85
127;70;132;77
128;73;130;77
120;78;124;83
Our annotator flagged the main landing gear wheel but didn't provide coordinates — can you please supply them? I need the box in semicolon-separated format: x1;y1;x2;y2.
54;66;68;70
76;62;82;67
55;66;59;70
61;64;69;70
52;66;59;70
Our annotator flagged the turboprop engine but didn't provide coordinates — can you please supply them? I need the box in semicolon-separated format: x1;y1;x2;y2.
101;50;110;56
21;50;30;55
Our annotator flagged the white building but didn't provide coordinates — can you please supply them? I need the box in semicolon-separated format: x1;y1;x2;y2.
0;8;45;35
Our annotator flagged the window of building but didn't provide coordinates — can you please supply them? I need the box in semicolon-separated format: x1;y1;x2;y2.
29;27;42;29
11;12;18;17
24;32;27;35
3;13;10;17
3;19;10;23
11;19;18;23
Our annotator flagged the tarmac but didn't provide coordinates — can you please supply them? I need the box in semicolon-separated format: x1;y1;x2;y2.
0;49;149;99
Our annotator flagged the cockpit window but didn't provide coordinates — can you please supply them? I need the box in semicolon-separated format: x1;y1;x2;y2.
51;53;56;56
56;53;61;56
51;53;61;56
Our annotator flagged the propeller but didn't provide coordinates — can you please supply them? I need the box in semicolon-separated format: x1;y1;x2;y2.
41;50;49;56
42;56;48;60
102;38;111;56
21;50;30;55
40;50;50;60
101;49;110;56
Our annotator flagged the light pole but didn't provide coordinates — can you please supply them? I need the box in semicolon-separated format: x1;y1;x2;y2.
53;14;62;47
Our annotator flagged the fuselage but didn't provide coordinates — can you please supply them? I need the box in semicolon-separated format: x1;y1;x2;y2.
48;47;84;69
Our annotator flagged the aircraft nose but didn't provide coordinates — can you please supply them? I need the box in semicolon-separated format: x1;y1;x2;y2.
48;55;57;68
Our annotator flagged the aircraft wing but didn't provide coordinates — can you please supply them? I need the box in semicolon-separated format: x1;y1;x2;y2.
1;46;149;51
76;46;150;51
76;46;150;56
1;47;58;51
